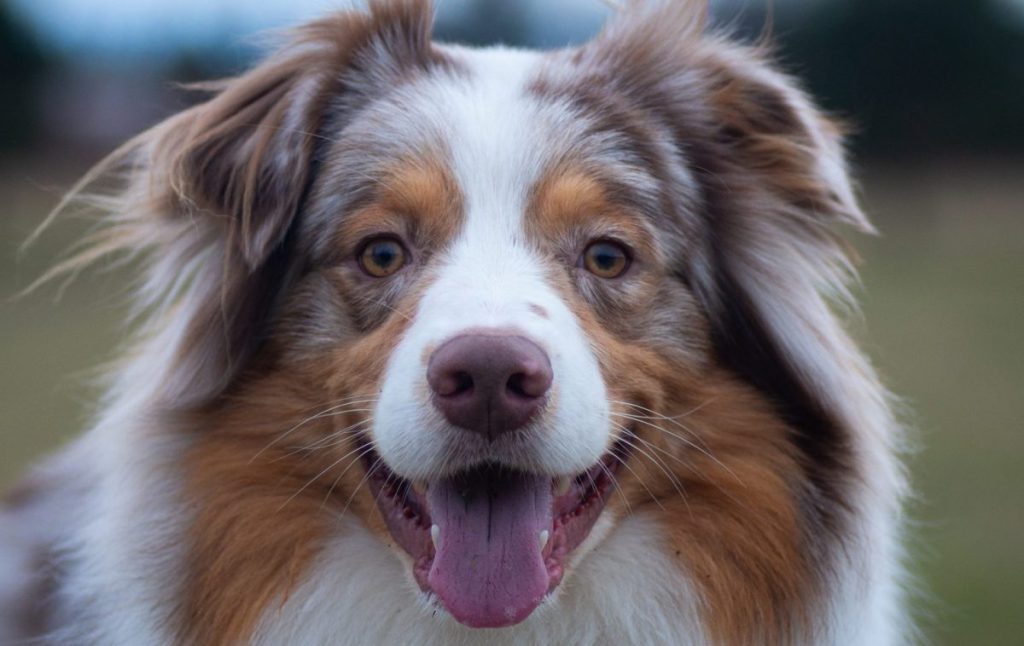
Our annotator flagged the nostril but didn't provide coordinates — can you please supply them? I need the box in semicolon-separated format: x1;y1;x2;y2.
451;372;473;396
432;370;473;397
506;373;528;399
506;361;552;400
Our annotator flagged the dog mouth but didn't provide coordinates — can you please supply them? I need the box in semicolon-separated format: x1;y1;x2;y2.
361;438;629;628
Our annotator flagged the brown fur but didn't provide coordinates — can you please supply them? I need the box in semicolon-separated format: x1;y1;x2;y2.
178;309;416;644
527;168;657;255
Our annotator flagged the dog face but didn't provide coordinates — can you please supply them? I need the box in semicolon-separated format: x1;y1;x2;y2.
292;48;720;626
91;1;885;641
345;58;618;481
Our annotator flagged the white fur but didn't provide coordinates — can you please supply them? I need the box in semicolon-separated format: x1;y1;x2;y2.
252;513;707;646
34;302;200;644
373;47;612;480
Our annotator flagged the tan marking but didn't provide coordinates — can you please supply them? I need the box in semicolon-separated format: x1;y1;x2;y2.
527;170;652;249
336;156;463;259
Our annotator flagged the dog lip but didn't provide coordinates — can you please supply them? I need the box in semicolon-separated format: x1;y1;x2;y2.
360;435;629;627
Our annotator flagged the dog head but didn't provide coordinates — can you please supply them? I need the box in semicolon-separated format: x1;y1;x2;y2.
78;0;882;640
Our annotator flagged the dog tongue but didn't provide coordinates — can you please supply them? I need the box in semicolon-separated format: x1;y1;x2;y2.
427;469;552;628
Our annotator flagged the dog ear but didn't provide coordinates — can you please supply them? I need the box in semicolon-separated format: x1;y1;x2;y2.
691;46;874;445
62;1;440;409
695;48;887;490
169;1;438;269
594;2;894;518
690;72;867;526
170;57;328;270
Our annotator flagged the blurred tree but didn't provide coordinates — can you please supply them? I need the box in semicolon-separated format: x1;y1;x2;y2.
0;1;49;151
779;0;1024;158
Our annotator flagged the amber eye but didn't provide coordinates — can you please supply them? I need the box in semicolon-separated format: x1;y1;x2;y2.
582;240;630;278
359;237;407;277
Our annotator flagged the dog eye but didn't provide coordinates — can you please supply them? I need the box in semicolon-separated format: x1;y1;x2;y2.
582;240;630;279
359;237;407;277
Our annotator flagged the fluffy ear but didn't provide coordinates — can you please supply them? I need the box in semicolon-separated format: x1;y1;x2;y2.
693;45;877;471
169;1;438;269
595;2;893;516
170;55;329;270
57;1;441;409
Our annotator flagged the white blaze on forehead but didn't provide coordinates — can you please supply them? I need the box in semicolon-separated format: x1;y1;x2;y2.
428;46;561;325
372;46;610;479
444;47;549;229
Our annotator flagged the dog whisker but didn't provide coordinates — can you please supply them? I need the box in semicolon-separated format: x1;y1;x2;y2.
366;296;413;323
252;401;378;462
594;461;631;516
613;421;749;509
609;398;715;422
612;423;691;516
277;440;376;512
320;440;380;512
609;411;743;485
608;399;720;457
615;449;666;511
337;453;386;522
277;418;373;459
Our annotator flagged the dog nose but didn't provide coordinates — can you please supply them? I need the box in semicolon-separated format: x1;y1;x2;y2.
427;333;552;439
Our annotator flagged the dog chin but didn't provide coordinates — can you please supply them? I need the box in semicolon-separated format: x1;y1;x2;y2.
363;435;631;628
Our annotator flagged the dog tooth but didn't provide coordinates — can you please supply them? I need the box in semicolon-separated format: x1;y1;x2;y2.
430;524;440;549
554;476;572;496
539;530;549;552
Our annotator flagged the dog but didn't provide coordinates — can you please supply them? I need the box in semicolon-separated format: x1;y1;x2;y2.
1;1;910;643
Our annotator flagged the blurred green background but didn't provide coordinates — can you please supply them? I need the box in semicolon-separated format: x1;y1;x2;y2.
2;1;1022;643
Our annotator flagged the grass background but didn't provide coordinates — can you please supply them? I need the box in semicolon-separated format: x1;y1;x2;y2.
2;156;1022;644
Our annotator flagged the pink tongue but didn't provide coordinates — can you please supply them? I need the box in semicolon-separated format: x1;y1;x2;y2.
427;469;552;628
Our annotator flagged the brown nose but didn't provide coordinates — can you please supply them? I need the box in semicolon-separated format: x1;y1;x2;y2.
427;333;552;439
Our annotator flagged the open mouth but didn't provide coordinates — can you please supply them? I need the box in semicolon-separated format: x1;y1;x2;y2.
362;439;628;628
